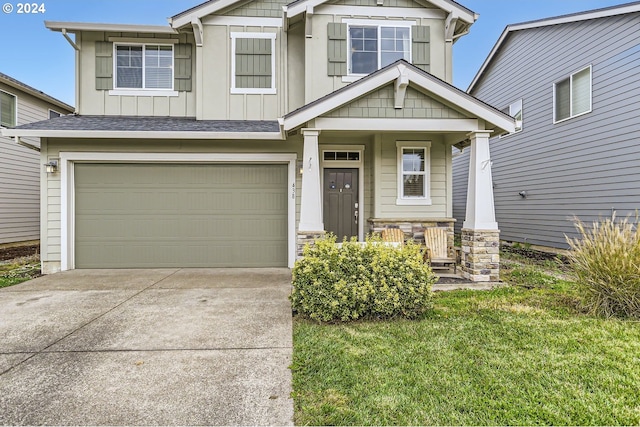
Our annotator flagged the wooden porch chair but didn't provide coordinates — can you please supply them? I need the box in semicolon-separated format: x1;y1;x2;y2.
381;228;405;244
424;228;457;272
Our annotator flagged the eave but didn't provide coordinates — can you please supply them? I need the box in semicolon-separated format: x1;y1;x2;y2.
45;21;178;34
0;129;284;140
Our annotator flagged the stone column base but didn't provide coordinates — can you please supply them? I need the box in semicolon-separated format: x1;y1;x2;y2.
461;228;500;282
296;231;326;258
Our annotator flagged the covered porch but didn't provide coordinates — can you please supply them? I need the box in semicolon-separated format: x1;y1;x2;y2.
282;61;515;282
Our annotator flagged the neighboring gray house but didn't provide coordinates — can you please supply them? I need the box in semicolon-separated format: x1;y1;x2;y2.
453;1;640;249
2;0;515;282
0;73;74;246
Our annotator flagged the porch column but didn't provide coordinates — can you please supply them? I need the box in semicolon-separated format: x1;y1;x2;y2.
297;128;325;255
461;131;500;282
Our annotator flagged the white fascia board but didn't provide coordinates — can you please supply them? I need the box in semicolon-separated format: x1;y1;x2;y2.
315;117;479;132
424;0;477;23
170;0;241;28
283;66;402;130
467;2;640;93
1;129;285;140
45;21;177;34
407;72;515;133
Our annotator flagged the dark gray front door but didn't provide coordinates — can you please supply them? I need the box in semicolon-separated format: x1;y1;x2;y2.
323;168;358;241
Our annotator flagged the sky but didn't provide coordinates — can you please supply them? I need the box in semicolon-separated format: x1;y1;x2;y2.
0;0;631;107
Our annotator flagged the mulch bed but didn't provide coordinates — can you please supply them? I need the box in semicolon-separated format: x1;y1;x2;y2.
0;244;39;262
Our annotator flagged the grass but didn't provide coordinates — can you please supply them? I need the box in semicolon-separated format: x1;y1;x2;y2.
291;251;640;425
0;255;40;288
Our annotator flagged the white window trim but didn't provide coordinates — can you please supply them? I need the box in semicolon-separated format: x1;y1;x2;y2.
396;141;431;206
499;98;523;138
112;42;175;92
0;89;18;128
343;18;415;78
553;65;592;124
230;32;277;95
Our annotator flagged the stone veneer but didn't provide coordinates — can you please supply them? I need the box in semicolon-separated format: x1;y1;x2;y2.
367;218;456;256
296;231;326;257
461;228;500;282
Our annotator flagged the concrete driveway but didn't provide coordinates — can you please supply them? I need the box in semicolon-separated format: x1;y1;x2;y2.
0;268;294;426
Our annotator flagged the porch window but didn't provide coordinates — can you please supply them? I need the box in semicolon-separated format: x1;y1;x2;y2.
349;24;411;75
554;65;591;123
396;141;431;205
0;90;16;128
115;44;173;90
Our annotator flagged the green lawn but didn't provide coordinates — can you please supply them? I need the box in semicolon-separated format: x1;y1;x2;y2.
0;258;40;288
291;254;640;425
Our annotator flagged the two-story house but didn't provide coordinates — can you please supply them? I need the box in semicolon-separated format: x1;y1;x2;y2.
1;0;514;281
0;73;73;247
453;2;640;249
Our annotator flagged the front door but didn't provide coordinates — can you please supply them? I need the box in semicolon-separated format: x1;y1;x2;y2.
323;168;358;241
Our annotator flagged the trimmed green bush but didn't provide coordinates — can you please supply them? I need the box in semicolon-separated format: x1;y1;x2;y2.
566;215;640;318
291;235;436;322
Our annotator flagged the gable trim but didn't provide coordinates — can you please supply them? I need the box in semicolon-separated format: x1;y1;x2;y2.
468;1;640;92
283;61;515;133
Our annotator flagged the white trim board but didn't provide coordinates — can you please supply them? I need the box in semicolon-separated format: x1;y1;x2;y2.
59;152;298;270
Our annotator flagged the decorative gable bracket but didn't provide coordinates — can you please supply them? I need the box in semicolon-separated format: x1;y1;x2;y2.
394;65;409;109
191;18;203;46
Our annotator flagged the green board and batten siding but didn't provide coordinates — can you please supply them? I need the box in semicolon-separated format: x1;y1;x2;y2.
74;163;288;268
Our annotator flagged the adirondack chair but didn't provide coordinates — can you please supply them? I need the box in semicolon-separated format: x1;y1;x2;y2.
424;228;457;272
381;228;405;244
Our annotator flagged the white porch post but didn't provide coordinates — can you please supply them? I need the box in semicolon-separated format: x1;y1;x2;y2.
299;128;323;231
462;130;500;282
463;131;497;230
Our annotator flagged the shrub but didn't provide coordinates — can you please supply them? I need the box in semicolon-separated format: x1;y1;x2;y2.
566;215;640;318
291;234;436;322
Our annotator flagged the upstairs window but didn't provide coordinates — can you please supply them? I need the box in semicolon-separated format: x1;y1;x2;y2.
349;24;411;75
115;44;173;90
231;32;276;94
554;65;591;123
49;110;61;119
0;90;16;128
501;99;523;137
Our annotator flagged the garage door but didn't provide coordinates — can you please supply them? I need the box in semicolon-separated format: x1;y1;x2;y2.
74;163;288;268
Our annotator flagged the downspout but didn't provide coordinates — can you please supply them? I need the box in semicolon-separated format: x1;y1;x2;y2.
15;136;41;152
60;29;81;114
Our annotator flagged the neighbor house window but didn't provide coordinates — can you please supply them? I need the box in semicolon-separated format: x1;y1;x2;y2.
231;32;276;94
396;141;431;205
115;44;173;90
0;90;16;128
554;65;591;123
501;99;523;137
348;23;411;75
49;110;61;119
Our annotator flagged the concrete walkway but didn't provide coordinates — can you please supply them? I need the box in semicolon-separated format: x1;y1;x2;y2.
0;268;294;426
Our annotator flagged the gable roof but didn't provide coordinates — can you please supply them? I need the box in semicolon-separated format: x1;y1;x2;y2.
467;1;640;93
282;59;515;134
170;0;476;28
0;72;74;113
